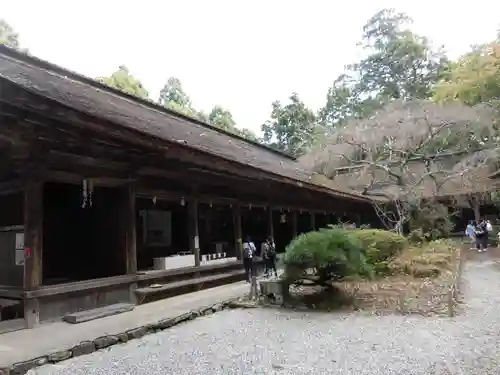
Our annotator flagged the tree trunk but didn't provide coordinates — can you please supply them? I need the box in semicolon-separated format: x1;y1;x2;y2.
473;202;481;222
468;196;481;221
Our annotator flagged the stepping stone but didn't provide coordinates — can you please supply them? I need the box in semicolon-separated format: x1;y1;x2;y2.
63;303;135;324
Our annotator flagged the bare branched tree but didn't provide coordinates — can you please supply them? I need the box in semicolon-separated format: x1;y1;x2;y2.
300;100;499;233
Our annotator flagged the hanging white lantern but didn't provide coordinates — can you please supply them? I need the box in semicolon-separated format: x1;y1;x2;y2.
180;197;185;206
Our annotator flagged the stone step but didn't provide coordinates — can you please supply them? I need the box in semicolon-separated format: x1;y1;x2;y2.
62;303;135;324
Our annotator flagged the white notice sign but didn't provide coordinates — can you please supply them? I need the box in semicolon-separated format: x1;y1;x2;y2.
15;233;24;250
194;236;199;249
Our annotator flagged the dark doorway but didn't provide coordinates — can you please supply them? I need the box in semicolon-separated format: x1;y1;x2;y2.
42;182;126;285
297;212;312;234
199;203;234;258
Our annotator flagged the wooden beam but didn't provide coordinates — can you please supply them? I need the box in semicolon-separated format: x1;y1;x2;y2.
46;170;135;187
136;186;354;218
233;204;243;260
23;178;43;290
268;207;274;241
188;199;200;267
23;274;138;299
45;147;319;211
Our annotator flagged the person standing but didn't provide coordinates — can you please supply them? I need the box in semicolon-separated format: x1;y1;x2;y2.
262;236;278;278
474;220;488;252
465;221;475;248
242;236;256;282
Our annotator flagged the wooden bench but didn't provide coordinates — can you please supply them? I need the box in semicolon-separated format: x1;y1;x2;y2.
135;269;246;304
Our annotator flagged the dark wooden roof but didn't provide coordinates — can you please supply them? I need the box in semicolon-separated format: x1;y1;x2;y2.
0;46;371;203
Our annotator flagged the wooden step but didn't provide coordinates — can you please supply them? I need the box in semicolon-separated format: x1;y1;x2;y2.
135;270;245;297
62;303;135;324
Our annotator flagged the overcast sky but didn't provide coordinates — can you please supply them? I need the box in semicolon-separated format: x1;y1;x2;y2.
3;1;499;133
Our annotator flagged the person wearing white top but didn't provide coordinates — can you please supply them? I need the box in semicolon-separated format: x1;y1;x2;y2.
242;236;256;283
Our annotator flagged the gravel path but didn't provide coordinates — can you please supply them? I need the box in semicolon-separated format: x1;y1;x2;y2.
29;259;500;375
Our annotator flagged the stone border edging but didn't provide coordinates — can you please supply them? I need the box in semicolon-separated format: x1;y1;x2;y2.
0;299;253;375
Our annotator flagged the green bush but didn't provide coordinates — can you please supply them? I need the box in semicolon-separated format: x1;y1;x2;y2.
284;227;373;284
350;229;407;264
408;202;455;240
408;228;425;244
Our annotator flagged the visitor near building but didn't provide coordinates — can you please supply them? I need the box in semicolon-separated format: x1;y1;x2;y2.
262;236;278;278
242;236;256;282
465;221;475;248
474;220;488;252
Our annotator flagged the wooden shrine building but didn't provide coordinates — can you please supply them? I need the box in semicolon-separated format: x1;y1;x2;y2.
0;46;376;331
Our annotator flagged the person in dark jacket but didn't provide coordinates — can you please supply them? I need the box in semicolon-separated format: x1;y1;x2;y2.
262;236;278;278
474;220;488;252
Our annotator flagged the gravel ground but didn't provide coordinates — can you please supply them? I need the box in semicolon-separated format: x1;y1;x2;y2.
29;258;500;375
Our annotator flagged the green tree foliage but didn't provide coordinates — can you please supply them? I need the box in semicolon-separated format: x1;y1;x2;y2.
234;128;258;142
353;9;448;101
97;65;149;99
261;93;319;157
318;75;382;130
433;43;500;106
284;227;372;286
158;76;200;118
352;228;407;265
157;79;258;141
319;9;449;131
284;227;411;286
0;19;20;50
318;75;358;128
207;106;259;141
208;105;236;131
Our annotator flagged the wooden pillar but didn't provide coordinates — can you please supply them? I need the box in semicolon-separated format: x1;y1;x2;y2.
23;179;43;290
310;212;316;231
23;178;43;328
233;204;243;260
267;207;274;241
291;211;298;238
125;184;137;274
188;199;200;267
